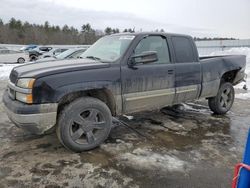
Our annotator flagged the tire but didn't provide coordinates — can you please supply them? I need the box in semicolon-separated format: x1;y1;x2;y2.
30;55;37;61
56;97;112;152
17;57;25;63
208;82;235;115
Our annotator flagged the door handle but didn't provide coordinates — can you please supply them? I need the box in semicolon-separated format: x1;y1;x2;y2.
168;70;174;74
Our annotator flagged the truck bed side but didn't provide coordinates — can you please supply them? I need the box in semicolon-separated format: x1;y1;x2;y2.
199;55;246;98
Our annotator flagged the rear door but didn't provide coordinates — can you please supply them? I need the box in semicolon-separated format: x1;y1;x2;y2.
170;36;202;104
121;35;175;113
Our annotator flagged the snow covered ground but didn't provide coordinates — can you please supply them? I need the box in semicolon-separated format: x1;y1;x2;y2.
0;64;19;80
118;147;188;172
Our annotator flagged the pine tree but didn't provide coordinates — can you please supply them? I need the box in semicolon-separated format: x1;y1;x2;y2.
105;27;112;35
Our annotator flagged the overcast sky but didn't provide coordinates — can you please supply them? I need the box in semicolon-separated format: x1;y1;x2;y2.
0;0;249;38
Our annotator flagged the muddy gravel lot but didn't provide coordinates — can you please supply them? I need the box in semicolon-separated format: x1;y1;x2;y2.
0;80;249;188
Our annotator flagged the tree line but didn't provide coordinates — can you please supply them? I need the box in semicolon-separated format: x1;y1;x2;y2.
194;37;236;41
0;18;136;45
0;17;236;45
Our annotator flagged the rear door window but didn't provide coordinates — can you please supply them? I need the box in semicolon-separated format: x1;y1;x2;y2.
171;36;195;63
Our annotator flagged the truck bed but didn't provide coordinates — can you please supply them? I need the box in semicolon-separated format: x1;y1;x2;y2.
198;54;246;98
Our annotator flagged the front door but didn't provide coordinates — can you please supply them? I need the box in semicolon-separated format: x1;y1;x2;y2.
121;35;175;113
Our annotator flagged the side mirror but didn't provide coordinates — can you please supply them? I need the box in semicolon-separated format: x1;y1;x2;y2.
129;51;158;66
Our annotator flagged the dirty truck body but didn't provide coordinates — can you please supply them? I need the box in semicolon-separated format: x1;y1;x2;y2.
3;32;246;152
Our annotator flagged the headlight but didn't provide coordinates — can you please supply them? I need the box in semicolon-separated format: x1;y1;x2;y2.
16;92;33;104
15;78;35;103
16;78;35;89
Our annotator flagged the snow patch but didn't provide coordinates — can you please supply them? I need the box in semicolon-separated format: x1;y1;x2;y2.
182;103;209;114
100;142;133;155
118;148;187;172
0;64;18;80
123;115;134;120
235;92;250;100
61;163;137;188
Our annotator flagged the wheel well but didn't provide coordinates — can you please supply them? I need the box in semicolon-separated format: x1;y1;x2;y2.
221;70;238;84
57;89;116;116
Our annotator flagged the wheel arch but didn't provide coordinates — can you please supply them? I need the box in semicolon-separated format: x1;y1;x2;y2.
220;69;240;85
57;88;117;116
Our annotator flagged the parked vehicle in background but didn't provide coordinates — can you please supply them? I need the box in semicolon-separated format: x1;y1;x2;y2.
29;46;53;61
3;32;246;152
0;50;29;63
35;48;87;63
0;49;24;54
39;48;68;59
0;49;14;54
20;44;38;52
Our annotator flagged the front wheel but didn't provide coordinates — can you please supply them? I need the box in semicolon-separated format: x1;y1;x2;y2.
208;82;235;115
17;57;25;63
56;97;112;152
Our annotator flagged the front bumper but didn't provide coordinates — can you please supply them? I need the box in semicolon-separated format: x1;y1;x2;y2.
2;90;58;134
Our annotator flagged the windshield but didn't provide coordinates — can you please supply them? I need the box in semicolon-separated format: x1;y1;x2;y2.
80;35;135;62
56;49;78;59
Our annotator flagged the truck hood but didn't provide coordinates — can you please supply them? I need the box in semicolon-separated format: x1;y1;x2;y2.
11;58;110;80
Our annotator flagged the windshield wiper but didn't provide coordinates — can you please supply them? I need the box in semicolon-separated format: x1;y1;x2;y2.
85;56;101;61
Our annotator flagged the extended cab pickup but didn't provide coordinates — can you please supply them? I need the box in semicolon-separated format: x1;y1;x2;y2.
3;32;246;152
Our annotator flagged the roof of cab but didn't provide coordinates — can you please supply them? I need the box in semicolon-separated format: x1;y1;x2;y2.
110;32;192;38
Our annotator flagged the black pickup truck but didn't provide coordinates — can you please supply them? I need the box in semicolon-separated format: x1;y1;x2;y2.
3;32;246;152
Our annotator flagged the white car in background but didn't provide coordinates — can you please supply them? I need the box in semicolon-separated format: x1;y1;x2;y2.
0;50;29;63
38;48;68;59
35;48;87;62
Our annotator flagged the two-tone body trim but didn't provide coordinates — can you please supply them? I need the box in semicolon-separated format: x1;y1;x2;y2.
125;88;175;102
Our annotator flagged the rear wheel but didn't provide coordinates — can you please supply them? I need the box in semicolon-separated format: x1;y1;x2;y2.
56;97;112;152
17;57;25;63
30;55;37;61
208;82;234;115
